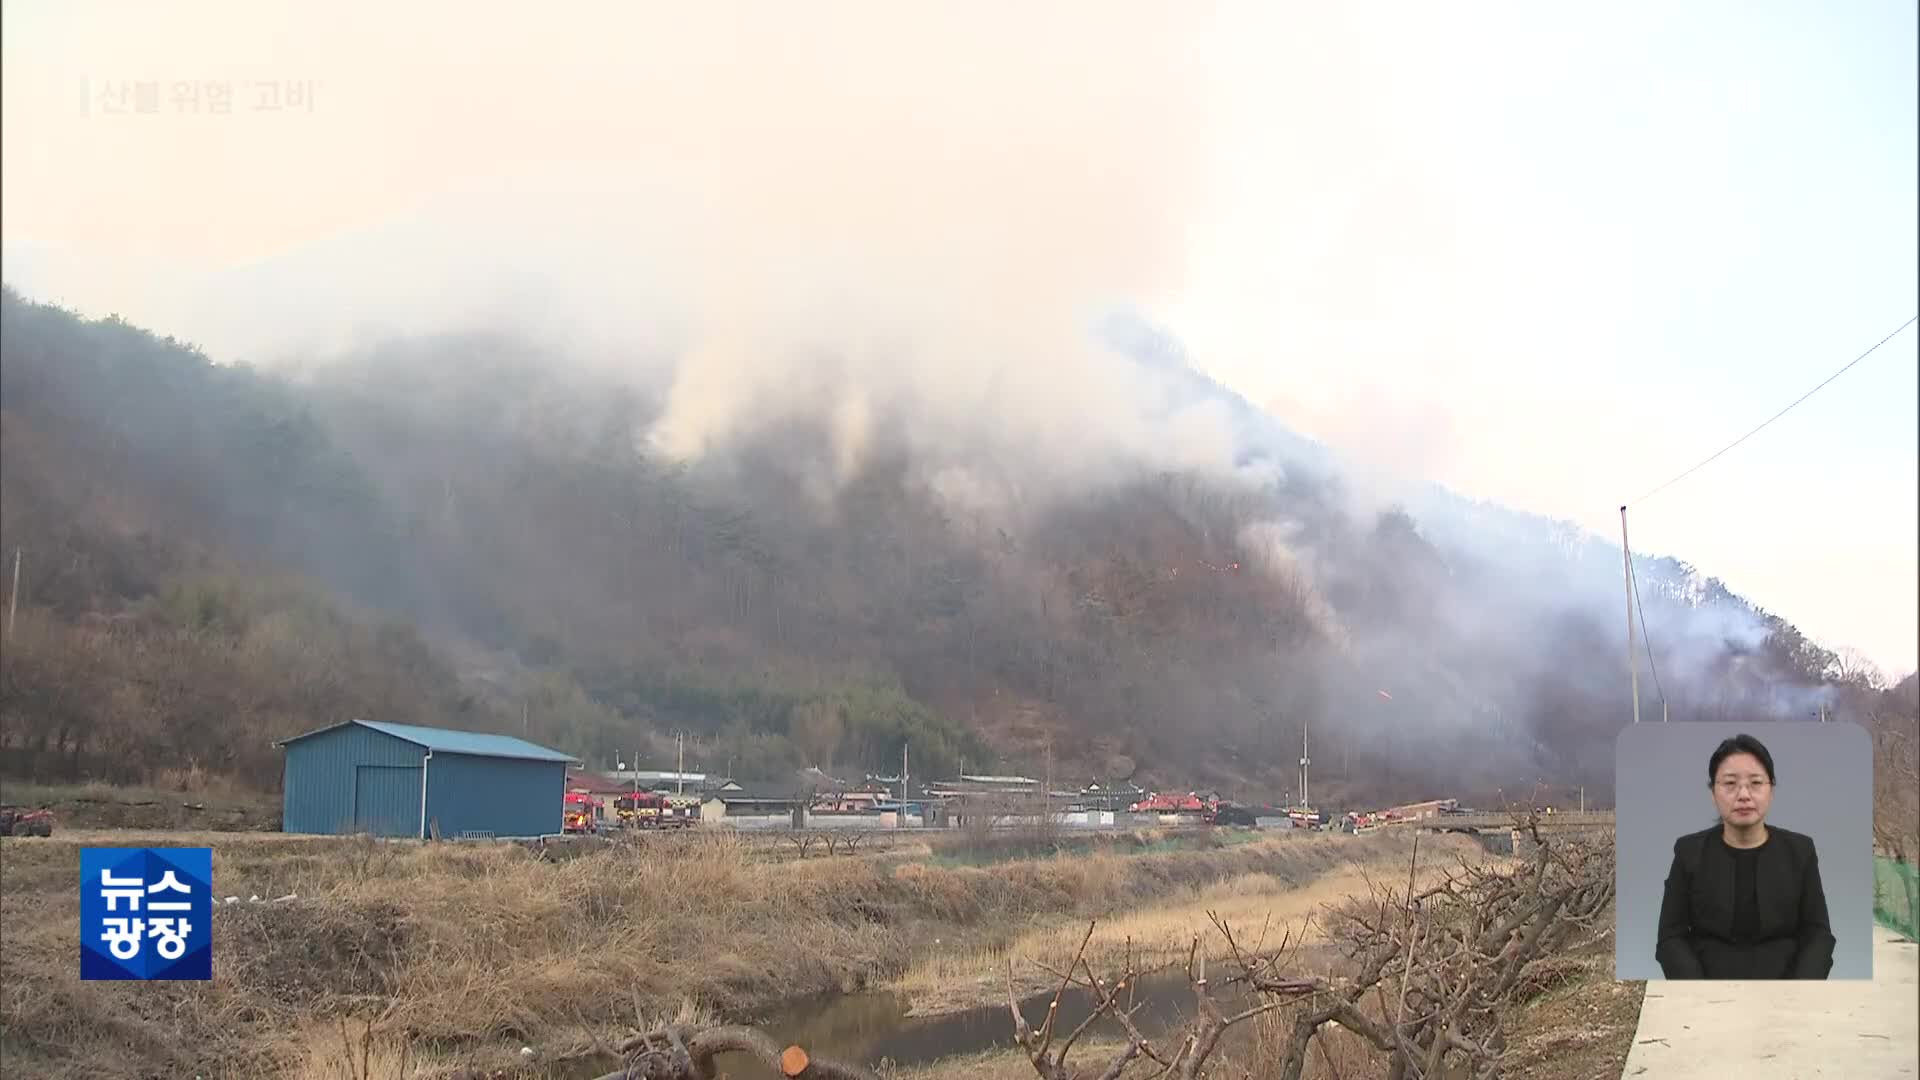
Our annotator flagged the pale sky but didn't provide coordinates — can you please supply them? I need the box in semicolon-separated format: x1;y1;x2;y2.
3;1;1915;679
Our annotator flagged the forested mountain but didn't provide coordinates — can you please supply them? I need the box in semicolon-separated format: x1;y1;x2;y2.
0;285;1901;806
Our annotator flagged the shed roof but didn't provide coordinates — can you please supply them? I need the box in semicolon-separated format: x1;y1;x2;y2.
704;784;799;804
567;770;631;792
276;719;578;763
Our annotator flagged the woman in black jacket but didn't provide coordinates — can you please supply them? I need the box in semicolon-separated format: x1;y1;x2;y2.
1655;733;1836;979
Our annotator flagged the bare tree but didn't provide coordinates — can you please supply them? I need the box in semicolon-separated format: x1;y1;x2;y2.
1871;705;1919;864
1829;647;1888;691
1004;826;1616;1079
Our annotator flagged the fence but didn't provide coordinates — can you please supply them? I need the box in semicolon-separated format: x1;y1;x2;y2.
1873;856;1918;939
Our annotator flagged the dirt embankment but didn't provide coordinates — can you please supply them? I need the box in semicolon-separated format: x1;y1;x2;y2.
3;781;280;832
0;827;1451;1079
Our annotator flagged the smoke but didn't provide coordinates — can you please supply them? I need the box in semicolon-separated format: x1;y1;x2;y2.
5;2;1882;794
1237;518;1347;646
569;4;1228;499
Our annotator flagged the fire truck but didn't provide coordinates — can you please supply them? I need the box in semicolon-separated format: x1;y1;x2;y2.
613;791;696;830
1285;806;1329;829
562;792;602;834
0;805;55;836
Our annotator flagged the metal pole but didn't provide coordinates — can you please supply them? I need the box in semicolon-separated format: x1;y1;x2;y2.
1620;506;1641;724
6;547;20;640
1300;717;1311;808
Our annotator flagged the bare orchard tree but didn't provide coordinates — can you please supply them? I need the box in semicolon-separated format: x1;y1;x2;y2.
1872;706;1919;864
954;790;1040;850
1005;828;1616;1079
782;829;875;858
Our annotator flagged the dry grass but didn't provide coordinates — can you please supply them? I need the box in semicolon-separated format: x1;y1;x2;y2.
0;827;1441;1078
894;1028;1394;1080
892;838;1489;1015
0;780;280;831
891;1039;1137;1080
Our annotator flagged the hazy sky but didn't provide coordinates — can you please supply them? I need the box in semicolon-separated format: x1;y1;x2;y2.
3;1;1915;678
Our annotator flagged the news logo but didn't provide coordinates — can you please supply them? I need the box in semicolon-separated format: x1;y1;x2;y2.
80;847;212;981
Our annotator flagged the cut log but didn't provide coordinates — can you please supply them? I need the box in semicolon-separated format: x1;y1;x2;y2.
781;1044;810;1076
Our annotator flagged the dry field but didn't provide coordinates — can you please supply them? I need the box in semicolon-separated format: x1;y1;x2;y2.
891;924;1644;1080
885;832;1641;1080
890;847;1485;1016
0;824;1434;1078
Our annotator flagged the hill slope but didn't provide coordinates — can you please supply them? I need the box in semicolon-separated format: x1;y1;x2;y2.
0;286;1890;805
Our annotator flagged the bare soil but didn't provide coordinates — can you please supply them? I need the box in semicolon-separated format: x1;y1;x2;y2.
1500;927;1645;1080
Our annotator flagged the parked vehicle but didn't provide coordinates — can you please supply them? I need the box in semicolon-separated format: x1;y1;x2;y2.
0;806;55;837
1207;802;1259;827
562;793;602;834
614;791;696;829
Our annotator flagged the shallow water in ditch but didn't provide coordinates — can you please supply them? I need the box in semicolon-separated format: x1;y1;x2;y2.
566;946;1339;1078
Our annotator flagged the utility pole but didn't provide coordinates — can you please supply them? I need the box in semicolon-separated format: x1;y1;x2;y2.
676;733;685;795
7;547;20;640
1299;718;1311;809
901;741;910;809
522;701;529;738
1620;506;1641;724
1044;739;1053;827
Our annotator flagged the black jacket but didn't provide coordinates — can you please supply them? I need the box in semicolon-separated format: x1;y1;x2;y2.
1655;824;1834;979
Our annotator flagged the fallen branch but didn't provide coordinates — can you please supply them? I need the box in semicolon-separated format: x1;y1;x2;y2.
589;1024;880;1080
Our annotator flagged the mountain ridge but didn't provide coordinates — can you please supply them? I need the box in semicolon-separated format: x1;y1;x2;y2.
0;285;1890;807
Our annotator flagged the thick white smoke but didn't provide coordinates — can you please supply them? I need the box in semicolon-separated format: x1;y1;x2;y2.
626;4;1227;502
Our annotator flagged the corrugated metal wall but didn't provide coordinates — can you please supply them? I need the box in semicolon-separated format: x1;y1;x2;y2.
424;753;567;838
283;725;425;835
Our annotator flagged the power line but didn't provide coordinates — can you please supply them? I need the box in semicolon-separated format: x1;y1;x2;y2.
1630;315;1917;506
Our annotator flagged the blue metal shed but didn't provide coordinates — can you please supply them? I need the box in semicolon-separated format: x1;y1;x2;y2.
275;719;578;838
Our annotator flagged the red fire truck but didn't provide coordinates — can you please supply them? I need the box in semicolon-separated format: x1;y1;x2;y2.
562;792;602;834
613;791;696;830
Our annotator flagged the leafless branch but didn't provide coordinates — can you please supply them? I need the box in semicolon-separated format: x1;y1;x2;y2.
595;1024;879;1080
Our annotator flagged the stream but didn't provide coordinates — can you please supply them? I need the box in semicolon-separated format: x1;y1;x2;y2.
567;946;1338;1077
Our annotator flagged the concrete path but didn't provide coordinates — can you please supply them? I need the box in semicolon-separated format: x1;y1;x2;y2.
1622;923;1918;1078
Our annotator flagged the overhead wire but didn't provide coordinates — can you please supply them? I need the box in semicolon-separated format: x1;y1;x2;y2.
1627;555;1666;709
1619;313;1916;720
1629;315;1917;506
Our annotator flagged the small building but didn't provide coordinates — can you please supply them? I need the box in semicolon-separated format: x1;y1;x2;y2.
607;769;707;790
699;784;803;829
811;788;887;813
1383;799;1458;822
277;719;578;839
